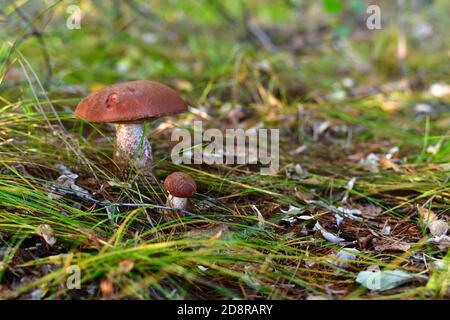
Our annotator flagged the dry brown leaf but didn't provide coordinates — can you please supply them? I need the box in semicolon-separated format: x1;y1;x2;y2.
118;260;134;273
373;239;412;252
295;190;315;202
379;157;400;172
360;204;383;219
418;207;437;225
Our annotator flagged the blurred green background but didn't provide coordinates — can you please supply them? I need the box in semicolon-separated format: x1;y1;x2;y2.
1;0;449;99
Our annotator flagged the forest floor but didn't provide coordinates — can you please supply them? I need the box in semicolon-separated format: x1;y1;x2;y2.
0;1;449;299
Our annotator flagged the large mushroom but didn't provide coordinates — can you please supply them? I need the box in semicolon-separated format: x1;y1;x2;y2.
163;172;196;211
75;80;188;178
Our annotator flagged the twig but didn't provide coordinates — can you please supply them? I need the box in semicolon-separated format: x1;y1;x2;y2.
49;184;211;220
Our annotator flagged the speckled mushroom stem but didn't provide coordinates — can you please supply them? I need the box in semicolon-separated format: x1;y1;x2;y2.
114;123;154;178
167;194;189;211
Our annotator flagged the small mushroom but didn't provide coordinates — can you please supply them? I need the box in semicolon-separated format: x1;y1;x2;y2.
164;172;196;211
75;80;188;178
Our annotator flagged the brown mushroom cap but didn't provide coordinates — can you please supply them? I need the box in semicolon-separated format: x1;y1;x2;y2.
75;80;188;123
164;172;197;198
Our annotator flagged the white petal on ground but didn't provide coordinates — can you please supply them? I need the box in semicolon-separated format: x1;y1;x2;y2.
381;225;391;235
342;177;357;202
314;222;345;244
289;145;308;155
329;248;360;269
252;205;266;228
334;214;344;227
280;205;303;215
197;265;209;272
335;206;362;220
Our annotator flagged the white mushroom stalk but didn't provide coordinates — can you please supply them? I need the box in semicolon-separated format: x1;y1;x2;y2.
167;194;189;211
114;123;153;177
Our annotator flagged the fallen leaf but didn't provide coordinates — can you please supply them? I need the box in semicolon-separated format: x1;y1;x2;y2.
379;157;400;172
334;214;344;227
356;269;415;291
358;148;402;173
329;248;360;269
358;153;380;172
360;204;383;219
279;205;313;226
314;222;345;244
295;190;315;202
36;224;56;246
428;235;450;250
334;206;362;220
357;234;374;250
381;225;391;235
428;220;448;237
373;239;412;252
280;205;303;215
418;207;437;225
